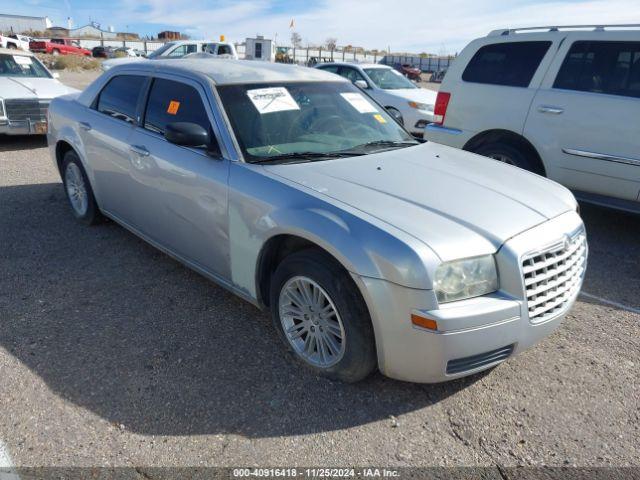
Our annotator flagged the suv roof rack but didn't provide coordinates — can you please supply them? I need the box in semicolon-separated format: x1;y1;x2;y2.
488;24;640;36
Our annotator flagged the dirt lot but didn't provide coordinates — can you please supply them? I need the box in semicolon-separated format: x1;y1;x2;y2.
0;71;638;474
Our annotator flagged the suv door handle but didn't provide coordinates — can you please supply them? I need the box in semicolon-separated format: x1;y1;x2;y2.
129;145;150;157
79;121;92;131
538;105;564;115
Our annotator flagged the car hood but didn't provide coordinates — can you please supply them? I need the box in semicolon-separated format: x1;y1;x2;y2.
102;57;146;69
383;87;437;105
0;77;78;100
266;142;576;261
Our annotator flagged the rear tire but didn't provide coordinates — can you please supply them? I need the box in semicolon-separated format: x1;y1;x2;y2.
269;250;377;383
473;141;543;175
61;150;103;226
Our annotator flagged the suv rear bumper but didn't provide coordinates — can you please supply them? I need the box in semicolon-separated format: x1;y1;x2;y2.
424;124;473;149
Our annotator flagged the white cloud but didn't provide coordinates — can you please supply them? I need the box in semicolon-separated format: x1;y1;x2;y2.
28;0;640;53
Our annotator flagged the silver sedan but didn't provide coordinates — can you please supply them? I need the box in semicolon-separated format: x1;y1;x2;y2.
47;59;587;383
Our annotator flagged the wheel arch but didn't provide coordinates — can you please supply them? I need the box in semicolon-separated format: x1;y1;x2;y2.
462;129;547;176
255;233;360;309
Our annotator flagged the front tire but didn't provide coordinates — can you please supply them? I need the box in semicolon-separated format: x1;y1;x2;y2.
269;250;377;383
61;150;103;225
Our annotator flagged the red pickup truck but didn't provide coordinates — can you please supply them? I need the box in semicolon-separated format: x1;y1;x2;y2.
29;38;91;56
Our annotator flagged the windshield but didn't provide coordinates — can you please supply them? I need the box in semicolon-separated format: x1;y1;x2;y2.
217;81;417;163
0;54;51;78
147;43;175;59
363;68;417;90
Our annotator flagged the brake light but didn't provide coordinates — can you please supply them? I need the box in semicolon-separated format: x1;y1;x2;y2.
433;92;451;126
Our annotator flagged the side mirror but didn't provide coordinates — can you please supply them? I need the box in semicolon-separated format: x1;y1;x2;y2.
52;72;60;79
165;122;210;148
354;79;368;89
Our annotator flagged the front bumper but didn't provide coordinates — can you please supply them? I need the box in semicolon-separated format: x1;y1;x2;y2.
403;108;435;136
354;211;586;383
0;119;48;135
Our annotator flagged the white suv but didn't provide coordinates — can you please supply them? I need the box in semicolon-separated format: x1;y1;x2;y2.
425;25;640;213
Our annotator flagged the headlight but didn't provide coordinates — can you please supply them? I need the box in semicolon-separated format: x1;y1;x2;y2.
408;101;433;111
434;255;498;303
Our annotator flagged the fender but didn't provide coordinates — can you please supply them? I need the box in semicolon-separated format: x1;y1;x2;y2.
226;165;440;300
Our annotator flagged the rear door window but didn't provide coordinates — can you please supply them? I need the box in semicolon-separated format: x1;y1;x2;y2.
96;75;146;123
554;41;640;98
143;78;211;135
462;41;552;87
168;44;198;57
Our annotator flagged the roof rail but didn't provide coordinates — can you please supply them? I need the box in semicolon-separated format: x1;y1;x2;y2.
488;24;640;36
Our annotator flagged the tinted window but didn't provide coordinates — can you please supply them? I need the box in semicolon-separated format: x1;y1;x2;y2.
554;41;640;98
338;67;366;83
318;65;339;74
168;44;197;57
144;78;211;135
96;75;146;123
462;41;551;87
217;44;232;55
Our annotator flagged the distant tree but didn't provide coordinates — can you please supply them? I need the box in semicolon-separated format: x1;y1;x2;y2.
325;37;337;51
290;31;302;48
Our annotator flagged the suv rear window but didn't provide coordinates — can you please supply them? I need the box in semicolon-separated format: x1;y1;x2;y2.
96;75;146;123
554;41;640;98
462;41;552;87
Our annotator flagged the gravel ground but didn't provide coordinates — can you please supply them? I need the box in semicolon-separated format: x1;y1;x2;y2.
0;73;638;473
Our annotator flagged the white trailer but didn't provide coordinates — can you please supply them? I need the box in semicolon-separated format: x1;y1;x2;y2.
244;36;275;61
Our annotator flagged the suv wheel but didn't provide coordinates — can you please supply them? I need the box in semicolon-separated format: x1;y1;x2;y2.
269;250;377;383
61;150;103;225
473;142;543;175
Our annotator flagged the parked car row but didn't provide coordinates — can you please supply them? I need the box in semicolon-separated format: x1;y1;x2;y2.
45;54;586;384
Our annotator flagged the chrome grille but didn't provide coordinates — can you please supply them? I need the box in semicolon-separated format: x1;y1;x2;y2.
4;99;50;122
522;229;587;322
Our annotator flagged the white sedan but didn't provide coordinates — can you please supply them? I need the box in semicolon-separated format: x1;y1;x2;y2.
0;48;78;135
316;62;437;137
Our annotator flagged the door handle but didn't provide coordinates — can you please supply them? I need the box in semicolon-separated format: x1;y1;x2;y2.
79;121;92;131
129;145;150;157
538;105;564;115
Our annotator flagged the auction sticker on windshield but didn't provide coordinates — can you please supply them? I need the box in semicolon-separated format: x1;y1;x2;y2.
340;92;378;114
247;87;300;114
13;55;33;65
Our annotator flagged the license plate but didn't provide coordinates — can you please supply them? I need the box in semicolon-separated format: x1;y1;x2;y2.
34;122;48;134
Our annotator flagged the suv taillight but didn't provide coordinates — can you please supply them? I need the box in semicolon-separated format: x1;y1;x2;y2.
433;92;451;126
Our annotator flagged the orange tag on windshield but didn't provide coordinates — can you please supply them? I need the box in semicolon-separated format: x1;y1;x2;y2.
167;100;180;115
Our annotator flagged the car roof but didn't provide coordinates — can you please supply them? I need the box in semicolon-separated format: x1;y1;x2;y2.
0;47;34;56
319;62;389;69
121;58;349;85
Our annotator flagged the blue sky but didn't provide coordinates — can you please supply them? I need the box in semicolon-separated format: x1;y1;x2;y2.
4;0;639;53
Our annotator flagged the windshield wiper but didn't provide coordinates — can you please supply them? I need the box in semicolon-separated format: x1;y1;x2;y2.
341;140;419;153
250;151;366;164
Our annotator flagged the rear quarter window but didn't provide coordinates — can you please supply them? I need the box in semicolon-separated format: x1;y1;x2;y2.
554;41;640;98
462;41;552;87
